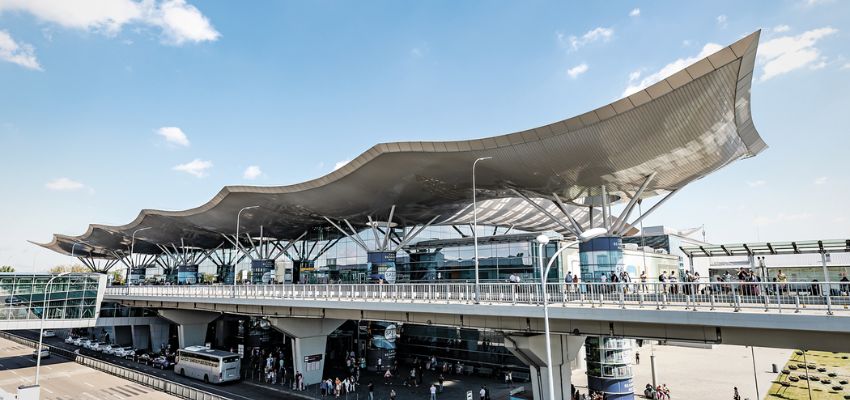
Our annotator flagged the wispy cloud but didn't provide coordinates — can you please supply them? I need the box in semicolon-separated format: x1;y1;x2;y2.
622;43;722;96
716;15;728;29
557;27;614;52
758;26;838;81
173;159;212;177
156;126;190;147
566;63;588;79
773;25;791;33
814;176;828;185
842;63;850;70
0;30;42;71
0;0;219;46
629;8;640;17
747;180;767;188
45;177;86;191
243;165;262;180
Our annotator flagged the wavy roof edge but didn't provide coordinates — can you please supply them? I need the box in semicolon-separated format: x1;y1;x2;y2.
36;30;765;256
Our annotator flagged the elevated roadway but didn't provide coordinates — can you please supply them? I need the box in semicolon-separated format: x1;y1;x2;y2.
106;281;850;352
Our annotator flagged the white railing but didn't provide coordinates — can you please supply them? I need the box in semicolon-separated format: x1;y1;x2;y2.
105;281;850;315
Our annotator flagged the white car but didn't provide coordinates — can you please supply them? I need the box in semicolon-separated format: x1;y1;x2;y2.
112;346;129;357
120;347;137;358
64;336;77;344
42;330;55;338
73;338;90;347
88;342;107;351
100;344;116;354
32;348;50;359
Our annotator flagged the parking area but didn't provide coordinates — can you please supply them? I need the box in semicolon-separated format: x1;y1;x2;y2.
15;330;516;400
0;336;177;400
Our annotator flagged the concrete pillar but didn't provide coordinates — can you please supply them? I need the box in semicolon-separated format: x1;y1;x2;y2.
270;318;344;386
505;333;584;400
131;325;150;350
158;309;219;348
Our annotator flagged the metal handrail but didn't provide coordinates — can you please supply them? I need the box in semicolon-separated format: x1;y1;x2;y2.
106;281;850;315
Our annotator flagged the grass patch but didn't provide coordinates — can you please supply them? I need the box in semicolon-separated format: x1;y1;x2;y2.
767;350;850;400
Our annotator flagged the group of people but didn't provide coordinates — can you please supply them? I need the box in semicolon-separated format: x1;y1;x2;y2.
643;383;672;399
245;347;304;390
320;376;358;398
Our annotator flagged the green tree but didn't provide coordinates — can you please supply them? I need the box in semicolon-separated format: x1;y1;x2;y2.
0;265;15;272
110;270;124;285
48;264;89;273
200;272;215;284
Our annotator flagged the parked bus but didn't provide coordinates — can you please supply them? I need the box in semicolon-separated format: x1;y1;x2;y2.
175;346;240;384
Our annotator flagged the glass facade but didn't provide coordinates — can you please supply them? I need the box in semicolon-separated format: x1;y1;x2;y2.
0;273;105;321
580;236;625;282
586;336;635;399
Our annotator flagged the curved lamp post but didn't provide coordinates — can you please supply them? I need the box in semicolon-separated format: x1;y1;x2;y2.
234;206;259;290
472;156;492;303
536;227;607;400
35;271;72;386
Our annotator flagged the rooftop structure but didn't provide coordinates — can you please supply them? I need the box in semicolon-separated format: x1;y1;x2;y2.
37;31;766;262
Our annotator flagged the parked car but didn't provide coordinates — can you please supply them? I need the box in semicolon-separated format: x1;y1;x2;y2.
101;344;119;354
90;342;109;352
41;330;55;338
32;348;50;359
136;352;152;364
113;346;134;357
73;338;91;347
85;341;105;350
64;335;77;344
152;355;173;370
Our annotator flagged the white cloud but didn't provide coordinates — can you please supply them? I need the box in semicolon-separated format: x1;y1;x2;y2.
814;176;828;185
0;30;42;70
243;165;262;180
629;8;640;17
0;0;219;46
566;63;588;79
45;177;85;191
173;159;212;177
810;58;828;70
682;40;691;47
156;126;190;147
747;180;767;187
773;25;791;33
804;0;834;6
716;15;728;29
333;159;351;171
152;0;220;45
842;63;850;70
758;27;838;81
558;27;614;51
622;42;722;96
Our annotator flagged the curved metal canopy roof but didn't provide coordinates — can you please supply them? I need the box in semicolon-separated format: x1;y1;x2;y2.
37;31;766;258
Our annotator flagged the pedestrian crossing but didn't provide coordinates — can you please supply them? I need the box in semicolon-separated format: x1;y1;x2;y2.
45;384;152;400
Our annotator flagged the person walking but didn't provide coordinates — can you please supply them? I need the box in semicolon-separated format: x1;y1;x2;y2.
635;351;640;365
733;386;741;400
438;373;445;392
367;381;374;400
479;386;486;400
389;389;397;400
430;383;437;400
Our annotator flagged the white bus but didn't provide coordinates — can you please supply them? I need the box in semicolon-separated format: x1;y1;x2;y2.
175;346;241;384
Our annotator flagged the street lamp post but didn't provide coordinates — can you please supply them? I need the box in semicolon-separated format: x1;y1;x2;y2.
234;206;259;291
130;227;152;285
35;272;72;386
536;227;607;400
472;156;492;303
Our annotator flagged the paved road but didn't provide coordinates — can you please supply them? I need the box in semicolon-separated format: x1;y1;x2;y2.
0;336;177;400
15;330;517;400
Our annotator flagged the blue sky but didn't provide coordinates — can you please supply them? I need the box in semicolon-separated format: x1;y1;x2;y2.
1;0;848;271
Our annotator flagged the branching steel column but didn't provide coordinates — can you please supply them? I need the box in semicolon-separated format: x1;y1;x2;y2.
511;189;578;236
611;173;656;235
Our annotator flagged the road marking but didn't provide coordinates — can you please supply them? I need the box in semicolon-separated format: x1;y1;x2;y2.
43;387;54;394
85;382;95;388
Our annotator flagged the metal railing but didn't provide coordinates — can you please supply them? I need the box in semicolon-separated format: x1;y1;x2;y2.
106;281;850;315
0;331;230;400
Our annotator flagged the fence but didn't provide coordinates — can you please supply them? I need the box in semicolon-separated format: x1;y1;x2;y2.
0;331;231;400
107;281;850;315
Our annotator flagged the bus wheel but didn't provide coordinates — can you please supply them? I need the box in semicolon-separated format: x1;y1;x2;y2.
203;374;209;383
180;368;185;376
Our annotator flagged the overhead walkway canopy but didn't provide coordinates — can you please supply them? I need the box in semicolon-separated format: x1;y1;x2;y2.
37;31;766;258
681;239;850;258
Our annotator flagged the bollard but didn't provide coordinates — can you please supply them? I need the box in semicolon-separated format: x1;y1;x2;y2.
619;292;625;309
638;293;644;308
685;295;691;310
763;295;769;312
826;295;833;315
661;293;667;309
734;295;741;312
709;294;716;311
